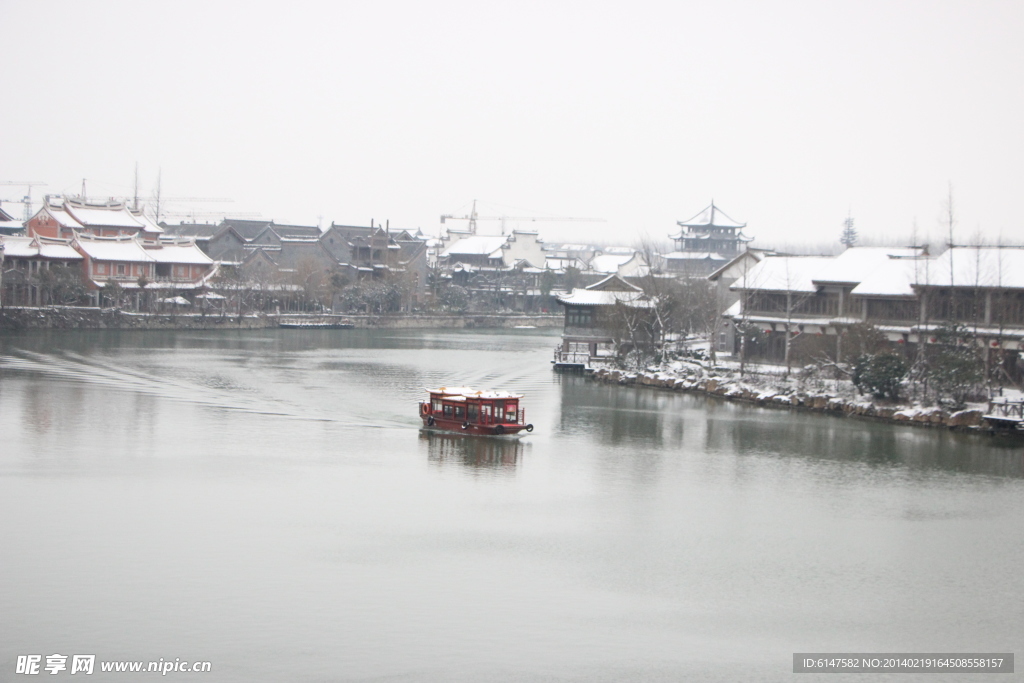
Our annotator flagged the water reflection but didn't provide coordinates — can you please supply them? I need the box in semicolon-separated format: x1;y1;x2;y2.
557;374;675;445
556;374;1024;478
421;432;524;470
0;326;551;356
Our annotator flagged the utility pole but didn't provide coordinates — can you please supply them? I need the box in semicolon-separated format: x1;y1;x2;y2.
153;169;162;224
133;163;140;211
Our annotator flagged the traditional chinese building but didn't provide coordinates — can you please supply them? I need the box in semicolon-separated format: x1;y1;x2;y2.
553;273;653;368
27;196;164;240
72;233;216;307
665;201;753;276
0;235;84;306
723;246;1024;374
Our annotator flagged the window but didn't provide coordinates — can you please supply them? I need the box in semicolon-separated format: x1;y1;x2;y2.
505;404;517;422
454;406;464;419
432;399;442;412
443;404;453;418
117;264;126;276
566;308;593;327
467;404;479;422
495;405;504;421
866;298;919;322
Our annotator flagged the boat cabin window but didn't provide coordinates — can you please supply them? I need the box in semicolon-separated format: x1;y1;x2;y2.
432;399;442;412
494;405;504;421
505;404;517;422
454;406;465;419
443;404;453;418
467;404;479;422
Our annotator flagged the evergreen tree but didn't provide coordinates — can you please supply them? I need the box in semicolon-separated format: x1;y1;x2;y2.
840;214;857;248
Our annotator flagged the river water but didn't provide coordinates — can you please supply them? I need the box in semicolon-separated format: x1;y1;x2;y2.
1;328;1021;682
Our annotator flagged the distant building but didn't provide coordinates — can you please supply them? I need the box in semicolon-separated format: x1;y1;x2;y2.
0;205;23;236
159;222;248;264
0;235;83;306
439;230;546;271
706;249;775;353
72;233;216;307
553;274;654;368
719;246;1024;368
665;202;753;276
0;231;217;308
27;196;163;240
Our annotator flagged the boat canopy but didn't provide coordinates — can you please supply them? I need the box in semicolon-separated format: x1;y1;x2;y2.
426;387;523;400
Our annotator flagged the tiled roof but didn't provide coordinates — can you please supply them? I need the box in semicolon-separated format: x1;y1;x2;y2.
677;202;745;229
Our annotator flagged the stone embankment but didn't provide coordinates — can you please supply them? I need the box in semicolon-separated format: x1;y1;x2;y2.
347;313;562;329
0;306;562;331
588;366;990;433
0;307;273;330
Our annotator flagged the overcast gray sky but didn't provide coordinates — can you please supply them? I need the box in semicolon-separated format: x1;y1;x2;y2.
3;0;1022;247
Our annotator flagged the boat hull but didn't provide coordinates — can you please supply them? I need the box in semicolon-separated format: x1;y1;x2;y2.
420;415;533;437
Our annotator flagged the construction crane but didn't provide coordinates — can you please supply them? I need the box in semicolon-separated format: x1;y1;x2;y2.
131;168;236;222
159;210;262;223
0;181;48;222
440;199;605;235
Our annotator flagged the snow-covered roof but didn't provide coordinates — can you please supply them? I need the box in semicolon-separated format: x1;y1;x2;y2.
545;256;586;271
732;256;834;293
64;200;145;229
557;289;651;307
923;247;1024;289
0;236;82;260
849;257;925;297
547;243;595;252
74;235;152;262
441;235;507;257
557;273;651;307
132;211;164;234
589;253;636;273
707;249;774;281
662;250;729;261
74;234;213;266
426;387;523;400
814;247;923;284
145;240;213;265
677;202;745;229
41;204;85;229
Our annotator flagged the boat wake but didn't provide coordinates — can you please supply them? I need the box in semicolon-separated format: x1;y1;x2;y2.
0;350;407;429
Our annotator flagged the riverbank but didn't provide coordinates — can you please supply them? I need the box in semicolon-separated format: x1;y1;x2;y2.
0;307;563;331
583;363;1009;435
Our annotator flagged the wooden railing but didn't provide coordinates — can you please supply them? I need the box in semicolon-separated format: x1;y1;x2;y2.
553;348;590;365
986;399;1024;420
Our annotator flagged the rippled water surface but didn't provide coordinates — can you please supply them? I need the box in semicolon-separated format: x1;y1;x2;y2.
1;328;1022;682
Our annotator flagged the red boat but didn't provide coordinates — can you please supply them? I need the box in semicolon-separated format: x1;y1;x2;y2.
420;387;534;436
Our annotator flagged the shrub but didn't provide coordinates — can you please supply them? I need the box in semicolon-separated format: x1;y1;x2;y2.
852;353;908;400
928;323;985;409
